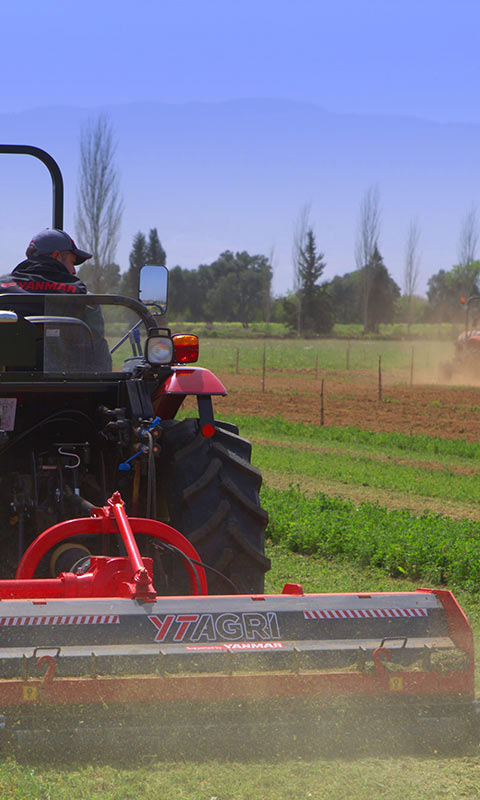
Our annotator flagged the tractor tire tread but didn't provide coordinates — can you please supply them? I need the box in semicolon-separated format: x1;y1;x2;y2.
162;417;268;593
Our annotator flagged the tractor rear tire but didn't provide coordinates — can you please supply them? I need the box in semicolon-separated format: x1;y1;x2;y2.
161;418;270;594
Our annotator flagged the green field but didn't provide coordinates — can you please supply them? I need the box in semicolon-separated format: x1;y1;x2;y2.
194;336;453;377
220;415;480;460
4;745;480;800
104;317;465;386
105;318;458;378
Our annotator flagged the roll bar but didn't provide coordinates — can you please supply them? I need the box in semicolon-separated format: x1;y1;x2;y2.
0;145;64;229
0;294;158;331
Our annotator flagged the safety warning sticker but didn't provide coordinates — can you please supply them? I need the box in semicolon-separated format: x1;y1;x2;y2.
0;615;119;626
304;608;428;620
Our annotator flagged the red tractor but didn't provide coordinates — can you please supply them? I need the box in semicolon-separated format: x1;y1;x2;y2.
0;146;476;756
441;295;480;382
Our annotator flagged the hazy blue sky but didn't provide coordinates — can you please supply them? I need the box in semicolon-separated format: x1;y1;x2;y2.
2;0;479;122
2;0;480;297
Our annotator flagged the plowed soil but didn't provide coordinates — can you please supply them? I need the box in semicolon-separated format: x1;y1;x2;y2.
205;370;480;441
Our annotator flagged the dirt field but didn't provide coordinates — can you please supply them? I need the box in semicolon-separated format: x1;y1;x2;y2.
206;370;480;440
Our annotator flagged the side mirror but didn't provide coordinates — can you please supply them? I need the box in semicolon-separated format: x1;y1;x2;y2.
139;265;168;313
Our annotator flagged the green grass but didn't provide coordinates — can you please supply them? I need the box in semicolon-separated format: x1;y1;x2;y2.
178;412;480;588
216;414;480;462
206;413;480;508
334;321;463;341
263;486;480;591
235;410;480;594
214;411;480;503
255;442;480;505
4;754;480;800
105;322;460;378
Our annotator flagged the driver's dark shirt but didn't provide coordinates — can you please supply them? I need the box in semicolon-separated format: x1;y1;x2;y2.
4;256;88;294
0;256;88;305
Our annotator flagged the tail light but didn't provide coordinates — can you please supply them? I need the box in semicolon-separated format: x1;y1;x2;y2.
172;334;199;363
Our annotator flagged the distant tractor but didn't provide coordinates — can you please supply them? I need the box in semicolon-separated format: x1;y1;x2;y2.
440;295;480;382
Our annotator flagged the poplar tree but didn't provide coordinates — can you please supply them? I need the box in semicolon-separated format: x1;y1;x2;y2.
355;185;381;333
298;229;332;333
75;115;123;292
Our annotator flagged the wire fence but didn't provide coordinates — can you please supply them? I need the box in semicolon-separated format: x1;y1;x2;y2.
197;338;451;388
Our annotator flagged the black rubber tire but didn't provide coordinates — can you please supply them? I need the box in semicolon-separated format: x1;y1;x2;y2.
161;418;270;594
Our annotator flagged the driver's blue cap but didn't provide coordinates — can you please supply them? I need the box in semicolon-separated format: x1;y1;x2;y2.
27;229;92;265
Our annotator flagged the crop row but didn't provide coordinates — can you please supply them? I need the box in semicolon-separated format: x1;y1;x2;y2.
254;441;480;505
263;486;480;592
222;414;480;461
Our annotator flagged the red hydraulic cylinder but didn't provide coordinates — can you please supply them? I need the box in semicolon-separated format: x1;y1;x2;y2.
12;493;208;598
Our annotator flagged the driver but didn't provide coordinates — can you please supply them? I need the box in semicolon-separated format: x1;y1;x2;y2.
5;228;90;294
0;229;111;370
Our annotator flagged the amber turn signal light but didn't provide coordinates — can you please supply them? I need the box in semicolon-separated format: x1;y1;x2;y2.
172;334;199;363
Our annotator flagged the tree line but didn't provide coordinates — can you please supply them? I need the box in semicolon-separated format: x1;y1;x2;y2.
74;116;480;334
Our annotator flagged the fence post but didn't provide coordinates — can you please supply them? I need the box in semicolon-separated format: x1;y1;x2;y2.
320;378;325;426
315;353;319;380
261;344;266;392
378;355;382;401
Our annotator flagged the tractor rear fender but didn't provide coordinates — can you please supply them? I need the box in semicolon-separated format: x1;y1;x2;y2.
155;366;227;397
152;367;227;422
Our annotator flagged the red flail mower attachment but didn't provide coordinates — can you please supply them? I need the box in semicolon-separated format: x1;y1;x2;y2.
0;493;477;755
